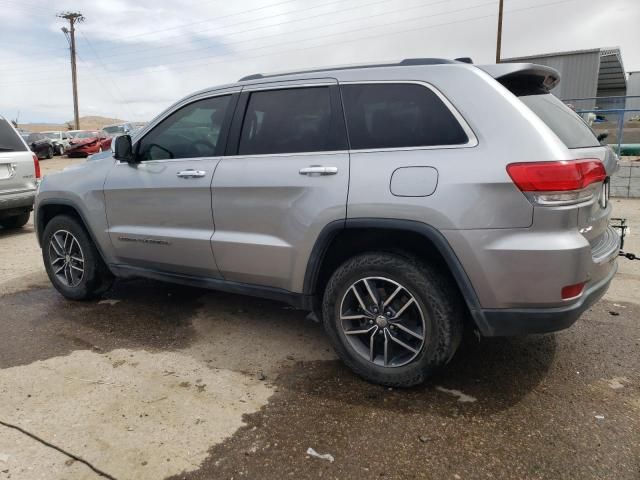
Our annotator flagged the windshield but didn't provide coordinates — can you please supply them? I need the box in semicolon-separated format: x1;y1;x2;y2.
42;132;60;140
74;131;99;139
519;94;599;149
103;125;125;135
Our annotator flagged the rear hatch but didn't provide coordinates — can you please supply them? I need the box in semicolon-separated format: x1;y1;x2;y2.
481;63;618;258
518;92;617;260
0;119;37;194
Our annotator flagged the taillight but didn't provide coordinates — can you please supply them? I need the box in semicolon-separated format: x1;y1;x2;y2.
507;159;606;205
33;154;41;179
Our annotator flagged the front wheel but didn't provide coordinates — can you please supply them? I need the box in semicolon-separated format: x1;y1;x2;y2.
42;215;113;300
322;252;464;387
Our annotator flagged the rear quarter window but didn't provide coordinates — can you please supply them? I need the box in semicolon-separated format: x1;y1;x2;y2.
519;94;599;149
341;83;469;150
0;120;27;152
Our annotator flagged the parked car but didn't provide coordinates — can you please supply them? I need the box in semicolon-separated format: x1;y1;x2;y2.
102;123;134;137
65;130;112;158
41;131;72;155
0;116;40;229
34;59;619;386
21;132;54;160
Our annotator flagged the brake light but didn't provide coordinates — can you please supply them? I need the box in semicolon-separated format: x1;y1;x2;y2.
561;282;585;300
33;154;41;179
507;159;606;205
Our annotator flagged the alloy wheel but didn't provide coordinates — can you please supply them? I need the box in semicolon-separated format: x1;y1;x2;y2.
48;230;85;287
339;276;426;367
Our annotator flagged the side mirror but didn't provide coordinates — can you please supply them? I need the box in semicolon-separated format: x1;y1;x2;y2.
597;132;609;142
114;135;135;162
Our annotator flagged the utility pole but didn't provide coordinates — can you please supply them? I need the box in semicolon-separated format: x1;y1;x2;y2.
495;0;504;63
58;12;84;130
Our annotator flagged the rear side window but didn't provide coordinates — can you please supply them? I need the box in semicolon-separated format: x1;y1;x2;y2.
0;120;27;152
341;83;469;150
239;87;334;155
519;94;599;149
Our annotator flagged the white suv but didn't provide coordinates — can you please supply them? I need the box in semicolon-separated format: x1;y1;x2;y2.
0;117;40;229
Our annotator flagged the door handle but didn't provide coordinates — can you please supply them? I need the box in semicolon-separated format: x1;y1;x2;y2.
299;166;338;176
177;169;207;178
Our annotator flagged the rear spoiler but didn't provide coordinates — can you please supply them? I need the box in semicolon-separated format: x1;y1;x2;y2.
478;63;560;95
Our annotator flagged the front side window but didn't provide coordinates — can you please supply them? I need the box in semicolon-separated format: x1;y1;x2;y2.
341;83;469;150
238;87;333;155
137;95;231;161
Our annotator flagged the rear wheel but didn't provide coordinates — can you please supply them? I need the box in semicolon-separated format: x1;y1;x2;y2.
0;212;30;229
322;252;463;387
42;215;113;300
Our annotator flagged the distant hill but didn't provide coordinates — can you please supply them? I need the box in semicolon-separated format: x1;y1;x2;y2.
20;115;127;132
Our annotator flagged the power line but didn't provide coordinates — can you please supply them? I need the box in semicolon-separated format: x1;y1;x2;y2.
0;0;580;88
78;31;135;120
0;0;476;78
0;0;378;71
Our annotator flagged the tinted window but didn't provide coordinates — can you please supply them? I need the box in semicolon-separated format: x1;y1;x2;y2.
239;87;333;155
341;83;468;150
0;120;26;152
519;94;599;149
138;95;231;161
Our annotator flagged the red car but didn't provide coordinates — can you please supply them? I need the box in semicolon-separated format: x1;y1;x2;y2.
65;130;112;158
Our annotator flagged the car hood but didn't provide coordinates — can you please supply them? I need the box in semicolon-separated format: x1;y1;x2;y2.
68;137;98;146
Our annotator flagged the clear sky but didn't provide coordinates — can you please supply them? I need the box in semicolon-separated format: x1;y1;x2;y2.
1;0;638;123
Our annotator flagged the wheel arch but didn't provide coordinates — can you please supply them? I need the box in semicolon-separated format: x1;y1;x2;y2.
36;199;110;267
303;218;486;331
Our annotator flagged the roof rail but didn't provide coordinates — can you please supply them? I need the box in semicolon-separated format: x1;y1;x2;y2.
237;57;465;82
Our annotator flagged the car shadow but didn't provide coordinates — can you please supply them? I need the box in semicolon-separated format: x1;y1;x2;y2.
0;223;36;239
1;276;556;417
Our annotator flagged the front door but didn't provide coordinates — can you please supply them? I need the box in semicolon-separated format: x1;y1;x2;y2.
211;81;349;292
104;90;237;277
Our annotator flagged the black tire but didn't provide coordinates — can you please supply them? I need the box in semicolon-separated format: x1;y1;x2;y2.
0;212;30;229
42;215;113;300
46;146;53;159
322;252;464;387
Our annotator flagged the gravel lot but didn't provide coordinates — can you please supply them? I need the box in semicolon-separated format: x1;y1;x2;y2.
0;157;638;480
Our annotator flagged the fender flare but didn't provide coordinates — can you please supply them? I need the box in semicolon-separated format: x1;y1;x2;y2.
36;198;110;266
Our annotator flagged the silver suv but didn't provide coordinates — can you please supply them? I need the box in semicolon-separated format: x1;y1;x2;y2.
34;59;619;386
1;117;40;229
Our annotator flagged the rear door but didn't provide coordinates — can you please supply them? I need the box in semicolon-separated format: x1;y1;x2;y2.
104;90;237;277
211;80;349;291
0;120;36;196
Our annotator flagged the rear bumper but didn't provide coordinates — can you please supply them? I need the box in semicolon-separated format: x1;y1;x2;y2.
477;261;617;336
0;189;36;215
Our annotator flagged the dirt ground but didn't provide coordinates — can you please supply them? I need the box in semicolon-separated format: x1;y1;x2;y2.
0;157;638;480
